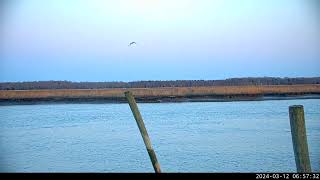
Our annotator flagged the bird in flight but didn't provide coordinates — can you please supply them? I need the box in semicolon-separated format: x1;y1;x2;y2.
128;42;137;47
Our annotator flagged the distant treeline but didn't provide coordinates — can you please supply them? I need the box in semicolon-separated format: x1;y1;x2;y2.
1;77;320;90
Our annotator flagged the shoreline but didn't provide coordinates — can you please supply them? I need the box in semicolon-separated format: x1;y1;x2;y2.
1;94;320;106
1;85;320;105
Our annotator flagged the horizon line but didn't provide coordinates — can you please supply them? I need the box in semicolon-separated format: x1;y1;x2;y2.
1;76;320;84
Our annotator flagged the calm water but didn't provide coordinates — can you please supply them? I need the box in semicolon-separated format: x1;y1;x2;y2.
0;99;319;172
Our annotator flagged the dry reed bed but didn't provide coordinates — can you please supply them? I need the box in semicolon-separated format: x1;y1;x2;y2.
0;85;320;99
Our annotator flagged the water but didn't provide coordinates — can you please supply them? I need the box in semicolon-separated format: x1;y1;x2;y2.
0;99;319;172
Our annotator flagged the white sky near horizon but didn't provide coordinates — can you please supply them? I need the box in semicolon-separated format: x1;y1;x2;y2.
1;0;320;82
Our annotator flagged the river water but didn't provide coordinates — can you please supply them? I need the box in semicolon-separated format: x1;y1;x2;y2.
0;99;319;172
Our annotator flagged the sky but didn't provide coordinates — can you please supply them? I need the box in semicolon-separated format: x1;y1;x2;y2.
1;0;319;82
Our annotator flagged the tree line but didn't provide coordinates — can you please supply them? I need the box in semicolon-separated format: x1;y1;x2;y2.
0;77;319;90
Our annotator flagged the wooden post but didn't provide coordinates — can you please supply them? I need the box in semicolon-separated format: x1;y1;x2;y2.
289;105;312;173
125;91;161;173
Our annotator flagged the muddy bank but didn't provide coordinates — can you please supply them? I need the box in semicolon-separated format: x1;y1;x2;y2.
1;94;320;105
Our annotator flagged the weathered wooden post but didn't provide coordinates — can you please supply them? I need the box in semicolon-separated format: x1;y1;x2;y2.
289;105;312;173
125;91;161;173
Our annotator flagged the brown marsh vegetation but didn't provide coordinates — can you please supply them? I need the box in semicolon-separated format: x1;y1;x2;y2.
1;85;319;100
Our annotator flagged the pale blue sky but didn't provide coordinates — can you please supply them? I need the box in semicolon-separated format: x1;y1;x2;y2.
1;0;319;82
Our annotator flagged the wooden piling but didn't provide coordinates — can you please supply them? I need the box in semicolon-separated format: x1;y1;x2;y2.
125;91;161;173
289;105;312;173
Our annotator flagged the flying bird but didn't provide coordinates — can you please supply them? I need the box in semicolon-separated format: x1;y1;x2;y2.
128;42;137;46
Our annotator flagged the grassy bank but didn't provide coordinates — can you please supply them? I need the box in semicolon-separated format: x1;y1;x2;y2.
0;85;320;104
